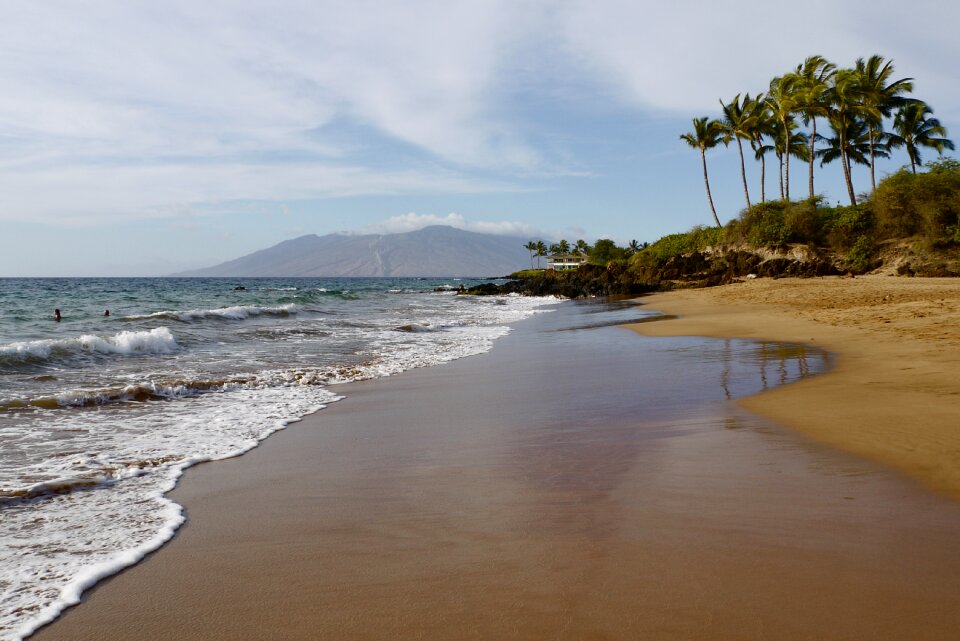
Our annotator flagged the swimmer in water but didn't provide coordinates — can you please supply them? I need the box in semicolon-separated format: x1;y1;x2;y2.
54;309;61;322
103;309;110;317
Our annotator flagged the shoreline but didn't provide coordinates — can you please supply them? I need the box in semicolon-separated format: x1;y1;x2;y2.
28;293;960;640
629;275;960;500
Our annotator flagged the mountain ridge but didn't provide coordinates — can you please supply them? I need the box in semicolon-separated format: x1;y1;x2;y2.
174;225;534;277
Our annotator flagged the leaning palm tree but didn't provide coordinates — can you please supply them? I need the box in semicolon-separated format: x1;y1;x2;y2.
524;241;537;269
887;101;955;173
855;55;914;190
766;75;804;201
794;55;836;199
680;117;724;227
718;94;755;209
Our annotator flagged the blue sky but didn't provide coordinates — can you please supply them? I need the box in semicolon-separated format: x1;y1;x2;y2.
2;0;958;276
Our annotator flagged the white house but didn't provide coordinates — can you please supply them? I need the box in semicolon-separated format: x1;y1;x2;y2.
546;254;588;271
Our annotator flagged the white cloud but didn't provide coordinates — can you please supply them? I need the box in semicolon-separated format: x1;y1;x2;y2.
0;163;511;224
0;0;958;229
363;212;542;237
555;0;960;115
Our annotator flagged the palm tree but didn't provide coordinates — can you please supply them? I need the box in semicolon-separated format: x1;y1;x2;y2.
855;55;913;190
680;117;724;227
745;94;774;202
794;55;836;199
575;239;590;256
766;74;801;201
535;241;546;269
887;102;955;173
628;239;640;254
524;241;537;269
718;94;754;209
817;117;883;193
772;120;810;200
557;239;570;255
824;68;876;205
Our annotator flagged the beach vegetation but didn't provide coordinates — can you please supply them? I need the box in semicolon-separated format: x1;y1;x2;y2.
680;117;724;227
682;54;953;216
887;102;956;174
588;238;630;266
871;158;960;246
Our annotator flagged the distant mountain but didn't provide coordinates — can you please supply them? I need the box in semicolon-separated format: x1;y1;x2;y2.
175;226;534;277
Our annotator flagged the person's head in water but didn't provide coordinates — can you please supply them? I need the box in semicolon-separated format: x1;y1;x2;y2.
54;309;61;322
103;309;110;317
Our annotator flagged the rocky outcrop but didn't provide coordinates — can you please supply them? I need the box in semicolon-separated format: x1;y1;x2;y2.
465;245;846;298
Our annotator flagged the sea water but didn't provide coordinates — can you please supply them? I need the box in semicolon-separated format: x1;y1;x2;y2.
0;277;558;641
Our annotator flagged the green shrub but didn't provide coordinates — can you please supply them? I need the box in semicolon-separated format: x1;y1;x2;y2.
871;158;960;245
634;226;725;265
846;234;876;273
824;205;874;250
731;201;790;247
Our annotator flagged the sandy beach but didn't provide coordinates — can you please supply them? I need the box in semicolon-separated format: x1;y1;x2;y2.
31;287;960;641
632;275;960;499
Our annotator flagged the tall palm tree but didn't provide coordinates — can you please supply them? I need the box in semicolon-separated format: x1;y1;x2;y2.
524;241;537;269
680;117;724;227
575;239;590;256
766;74;801;201
887;102;955;173
718;94;754;209
824;68;877;206
745;94;774;203
855;55;913;190
535;241;546;269
772;120;810;200
794;55;836;199
557;239;570;255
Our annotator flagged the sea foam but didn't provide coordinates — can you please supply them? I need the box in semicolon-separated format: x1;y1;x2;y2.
0;328;178;366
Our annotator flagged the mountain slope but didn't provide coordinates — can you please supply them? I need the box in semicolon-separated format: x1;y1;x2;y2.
175;226;534;277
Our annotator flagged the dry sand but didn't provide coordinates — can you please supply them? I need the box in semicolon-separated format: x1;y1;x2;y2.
632;275;960;499
30;291;960;641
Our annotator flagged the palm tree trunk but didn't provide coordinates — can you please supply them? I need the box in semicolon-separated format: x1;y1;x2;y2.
782;116;790;201
701;150;721;228
808;118;817;199
736;138;751;209
868;124;877;191
760;154;766;202
839;137;857;206
778;154;785;200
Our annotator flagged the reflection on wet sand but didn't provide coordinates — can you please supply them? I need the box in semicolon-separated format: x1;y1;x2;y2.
712;339;827;399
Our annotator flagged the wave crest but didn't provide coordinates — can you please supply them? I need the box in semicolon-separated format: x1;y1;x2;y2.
126;304;299;322
0;328;178;366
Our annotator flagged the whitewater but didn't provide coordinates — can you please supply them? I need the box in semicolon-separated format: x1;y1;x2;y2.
0;277;557;641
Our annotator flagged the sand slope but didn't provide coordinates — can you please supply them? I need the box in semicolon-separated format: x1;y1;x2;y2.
631;275;960;498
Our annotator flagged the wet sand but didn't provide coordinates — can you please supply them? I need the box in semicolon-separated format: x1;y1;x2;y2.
632;275;960;499
32;297;960;640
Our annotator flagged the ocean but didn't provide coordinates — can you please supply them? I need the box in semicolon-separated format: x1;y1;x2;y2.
0;277;558;641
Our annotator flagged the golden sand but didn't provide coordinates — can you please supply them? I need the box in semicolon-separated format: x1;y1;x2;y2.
630;275;960;498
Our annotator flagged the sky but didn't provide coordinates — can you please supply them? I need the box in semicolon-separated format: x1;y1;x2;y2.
2;0;958;276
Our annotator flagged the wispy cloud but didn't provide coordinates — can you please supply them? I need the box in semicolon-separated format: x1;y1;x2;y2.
1;0;958;229
362;212;543;238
